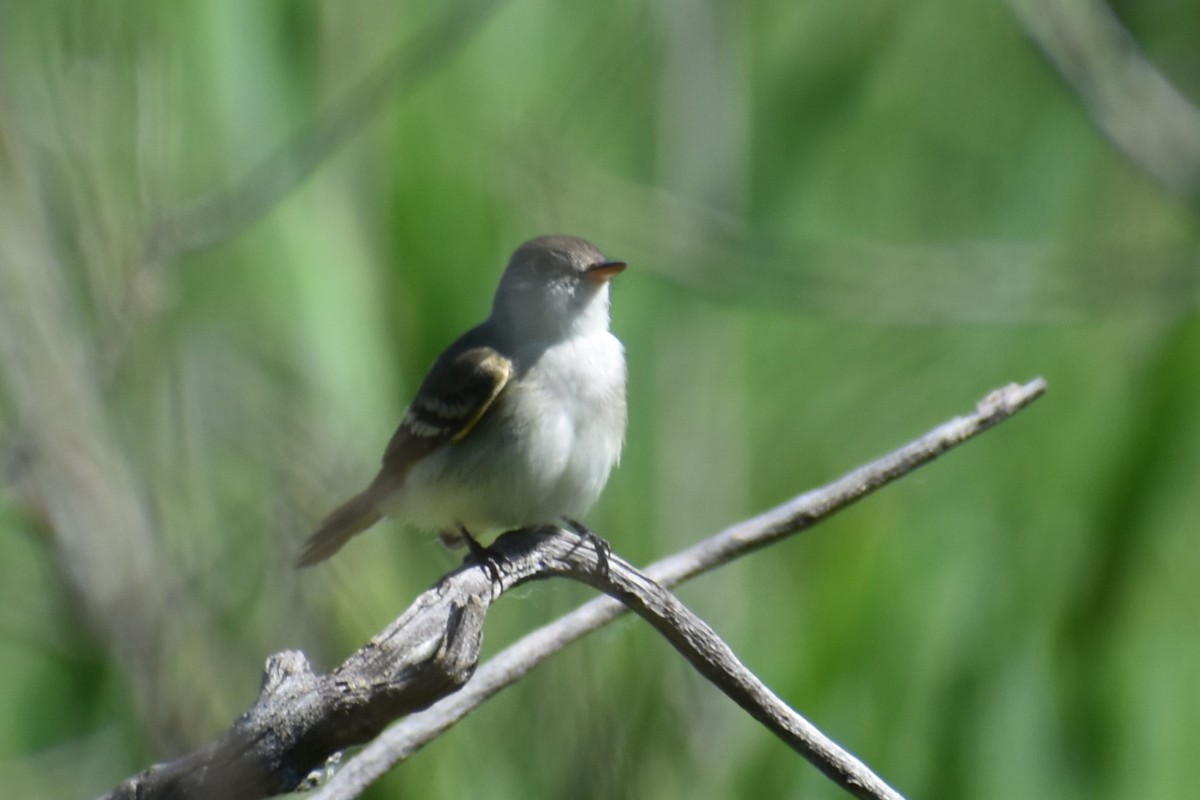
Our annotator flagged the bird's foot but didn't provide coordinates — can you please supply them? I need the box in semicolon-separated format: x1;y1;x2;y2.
459;526;507;583
562;518;611;574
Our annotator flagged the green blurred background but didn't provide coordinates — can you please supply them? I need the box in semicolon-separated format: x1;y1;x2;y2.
1;1;1198;798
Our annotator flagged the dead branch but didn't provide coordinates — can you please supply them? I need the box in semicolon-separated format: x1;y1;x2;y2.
103;378;1047;800
1003;0;1200;198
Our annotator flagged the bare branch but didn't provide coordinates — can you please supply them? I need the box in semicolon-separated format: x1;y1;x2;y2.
537;531;907;800
1003;0;1200;199
102;379;1046;800
315;378;1048;797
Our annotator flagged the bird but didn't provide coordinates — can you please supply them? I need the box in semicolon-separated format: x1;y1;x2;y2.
296;235;627;568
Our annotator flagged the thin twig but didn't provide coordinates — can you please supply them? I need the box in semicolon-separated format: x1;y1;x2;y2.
547;530;906;800
1003;0;1200;199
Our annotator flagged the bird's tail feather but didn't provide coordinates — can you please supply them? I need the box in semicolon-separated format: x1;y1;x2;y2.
296;489;383;567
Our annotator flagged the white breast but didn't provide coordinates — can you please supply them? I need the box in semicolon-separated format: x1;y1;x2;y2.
529;330;627;516
393;330;627;535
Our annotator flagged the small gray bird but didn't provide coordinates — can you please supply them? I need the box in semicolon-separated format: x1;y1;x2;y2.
297;235;627;567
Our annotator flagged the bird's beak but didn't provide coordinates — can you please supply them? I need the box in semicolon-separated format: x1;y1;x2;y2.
584;260;627;284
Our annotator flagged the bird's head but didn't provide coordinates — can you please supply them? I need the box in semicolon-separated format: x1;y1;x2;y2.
491;235;626;341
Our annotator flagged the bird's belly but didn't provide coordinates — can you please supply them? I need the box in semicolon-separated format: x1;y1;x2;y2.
392;332;625;535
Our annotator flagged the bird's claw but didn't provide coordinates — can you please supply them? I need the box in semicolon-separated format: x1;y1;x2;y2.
562;517;611;574
460;527;508;583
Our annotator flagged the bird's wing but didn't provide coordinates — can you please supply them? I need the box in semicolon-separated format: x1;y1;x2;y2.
381;345;514;476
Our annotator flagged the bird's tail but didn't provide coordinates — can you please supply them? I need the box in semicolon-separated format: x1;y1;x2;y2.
296;488;383;567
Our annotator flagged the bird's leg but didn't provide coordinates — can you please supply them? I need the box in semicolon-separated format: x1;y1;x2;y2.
562;517;611;575
458;525;506;583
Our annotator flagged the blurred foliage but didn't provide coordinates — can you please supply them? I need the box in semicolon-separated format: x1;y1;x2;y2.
1;1;1198;798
